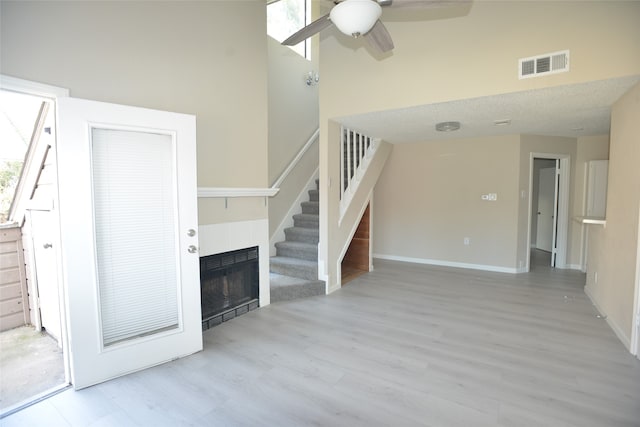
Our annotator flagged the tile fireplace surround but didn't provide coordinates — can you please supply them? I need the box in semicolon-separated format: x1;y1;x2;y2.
198;219;271;309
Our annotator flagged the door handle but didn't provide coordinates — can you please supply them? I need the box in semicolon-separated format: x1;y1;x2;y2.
188;245;198;254
43;243;53;249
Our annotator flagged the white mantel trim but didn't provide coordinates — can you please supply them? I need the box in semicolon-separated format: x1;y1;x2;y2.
197;187;279;198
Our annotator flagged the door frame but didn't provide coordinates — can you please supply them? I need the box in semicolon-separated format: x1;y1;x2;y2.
0;75;71;385
27;208;64;345
526;153;570;271
535;165;556;253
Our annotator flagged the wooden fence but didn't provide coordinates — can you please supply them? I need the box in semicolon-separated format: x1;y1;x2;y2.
0;224;29;331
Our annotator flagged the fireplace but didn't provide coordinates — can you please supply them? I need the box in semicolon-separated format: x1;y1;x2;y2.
200;246;259;330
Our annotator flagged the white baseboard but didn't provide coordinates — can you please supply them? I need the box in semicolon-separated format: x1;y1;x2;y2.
584;285;632;352
327;282;340;295
373;253;520;274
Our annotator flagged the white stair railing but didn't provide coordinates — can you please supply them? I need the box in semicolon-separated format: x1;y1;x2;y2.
339;126;378;219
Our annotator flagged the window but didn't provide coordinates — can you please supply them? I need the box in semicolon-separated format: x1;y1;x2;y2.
267;0;311;60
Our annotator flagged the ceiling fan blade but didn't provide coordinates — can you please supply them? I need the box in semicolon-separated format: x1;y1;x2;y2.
364;20;395;53
282;13;333;46
382;0;471;9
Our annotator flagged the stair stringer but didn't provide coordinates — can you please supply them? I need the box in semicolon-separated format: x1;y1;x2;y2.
323;138;393;294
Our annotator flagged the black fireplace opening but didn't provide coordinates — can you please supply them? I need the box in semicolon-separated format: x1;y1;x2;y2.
200;246;259;330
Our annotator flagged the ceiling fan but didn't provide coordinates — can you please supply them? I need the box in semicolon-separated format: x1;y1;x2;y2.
281;0;470;53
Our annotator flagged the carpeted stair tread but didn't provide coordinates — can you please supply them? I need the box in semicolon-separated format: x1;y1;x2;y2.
270;273;325;302
270;178;322;300
293;213;319;228
284;227;319;244
275;240;318;261
301;201;319;215
270;256;318;281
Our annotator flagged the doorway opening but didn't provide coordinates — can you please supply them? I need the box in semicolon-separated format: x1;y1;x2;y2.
527;153;570;271
341;203;371;285
0;79;70;416
531;159;557;264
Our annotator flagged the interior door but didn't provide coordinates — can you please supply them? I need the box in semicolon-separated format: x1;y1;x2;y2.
536;167;555;253
56;97;202;390
28;209;62;345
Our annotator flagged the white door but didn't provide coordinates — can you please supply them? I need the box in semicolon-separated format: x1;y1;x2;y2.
536;167;555;253
56;97;202;390
29;210;62;345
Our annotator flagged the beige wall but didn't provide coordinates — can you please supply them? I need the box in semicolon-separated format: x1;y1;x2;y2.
319;1;640;285
268;37;318;184
373;135;521;270
586;82;640;349
267;37;319;239
0;1;269;226
372;133;603;272
319;1;640;120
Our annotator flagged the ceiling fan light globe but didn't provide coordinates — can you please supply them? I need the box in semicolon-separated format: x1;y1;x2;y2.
330;0;382;38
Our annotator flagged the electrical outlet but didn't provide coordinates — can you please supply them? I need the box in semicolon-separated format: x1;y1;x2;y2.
464;237;470;245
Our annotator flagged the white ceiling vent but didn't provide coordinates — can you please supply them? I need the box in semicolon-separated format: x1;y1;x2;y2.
519;50;569;79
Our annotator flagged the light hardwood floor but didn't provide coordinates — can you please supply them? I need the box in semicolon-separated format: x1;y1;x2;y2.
4;254;640;426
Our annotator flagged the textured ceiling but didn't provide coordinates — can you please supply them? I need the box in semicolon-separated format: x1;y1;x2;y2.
338;75;640;144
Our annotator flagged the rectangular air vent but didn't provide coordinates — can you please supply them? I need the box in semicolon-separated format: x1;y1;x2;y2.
519;50;569;79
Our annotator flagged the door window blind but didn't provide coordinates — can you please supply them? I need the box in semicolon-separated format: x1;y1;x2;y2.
91;128;179;346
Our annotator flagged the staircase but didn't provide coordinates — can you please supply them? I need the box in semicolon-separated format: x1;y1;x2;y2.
270;179;325;302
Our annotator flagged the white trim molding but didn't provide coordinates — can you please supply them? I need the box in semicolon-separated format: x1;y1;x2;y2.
1;74;69;98
197;187;279;198
373;254;521;274
526;153;571;271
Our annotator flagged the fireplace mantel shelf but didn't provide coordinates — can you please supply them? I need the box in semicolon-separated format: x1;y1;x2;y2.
197;187;279;198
